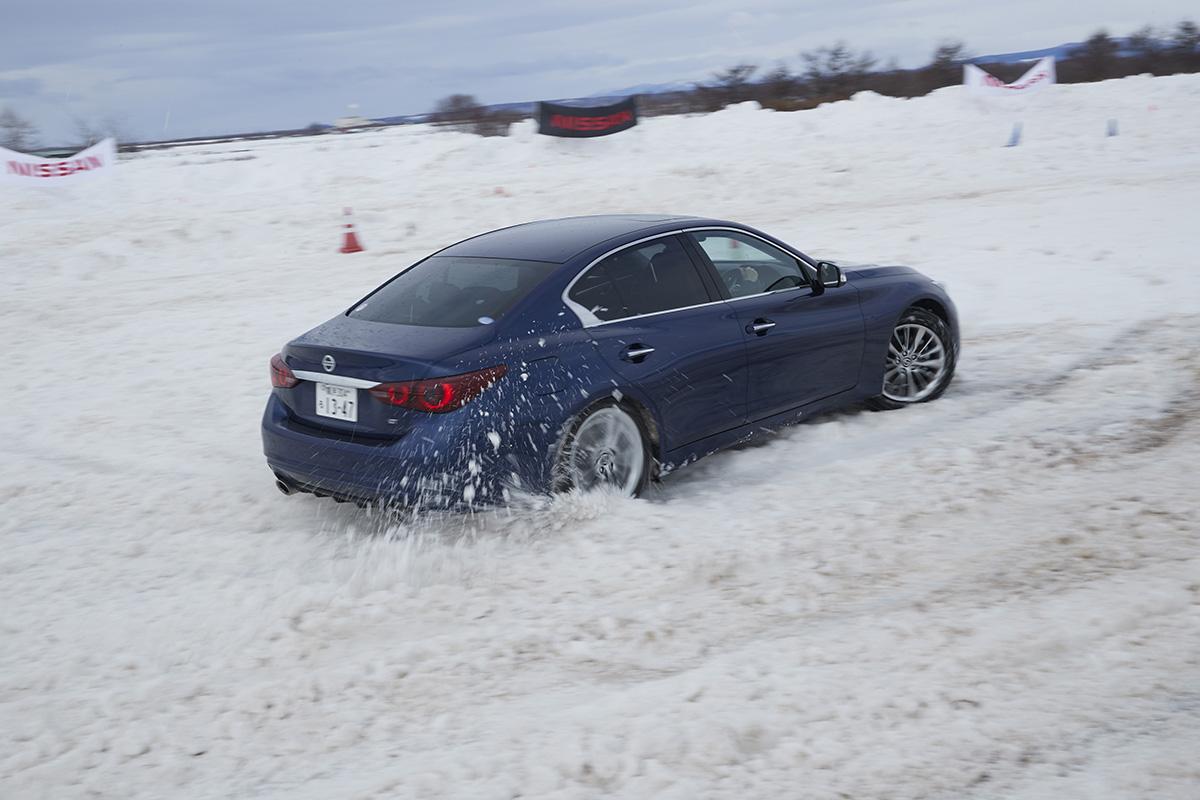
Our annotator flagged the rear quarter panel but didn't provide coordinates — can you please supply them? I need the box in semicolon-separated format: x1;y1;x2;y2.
422;293;634;494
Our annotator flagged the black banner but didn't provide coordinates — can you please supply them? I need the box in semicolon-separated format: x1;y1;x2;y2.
537;97;638;138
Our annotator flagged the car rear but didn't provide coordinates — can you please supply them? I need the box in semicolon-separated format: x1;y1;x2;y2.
262;254;560;507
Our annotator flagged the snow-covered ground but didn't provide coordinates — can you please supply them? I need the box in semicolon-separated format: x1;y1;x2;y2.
2;74;1199;799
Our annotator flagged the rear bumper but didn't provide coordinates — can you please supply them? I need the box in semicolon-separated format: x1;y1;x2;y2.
261;394;509;508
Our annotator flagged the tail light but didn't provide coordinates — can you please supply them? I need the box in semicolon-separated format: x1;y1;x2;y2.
369;365;506;413
270;353;298;388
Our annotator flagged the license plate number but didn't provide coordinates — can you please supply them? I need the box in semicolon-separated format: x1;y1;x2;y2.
315;383;357;422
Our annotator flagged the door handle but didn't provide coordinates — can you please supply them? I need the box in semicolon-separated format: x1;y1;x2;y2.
746;318;776;336
622;344;656;362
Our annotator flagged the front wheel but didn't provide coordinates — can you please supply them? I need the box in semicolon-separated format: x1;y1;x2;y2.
554;403;651;497
867;307;956;410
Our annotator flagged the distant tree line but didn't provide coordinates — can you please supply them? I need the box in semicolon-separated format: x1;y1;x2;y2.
0;108;130;154
426;94;526;137
0;107;38;151
2;19;1196;149
423;19;1198;136
644;19;1200;115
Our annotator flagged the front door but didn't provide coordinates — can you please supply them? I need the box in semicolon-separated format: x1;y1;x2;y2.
686;230;865;421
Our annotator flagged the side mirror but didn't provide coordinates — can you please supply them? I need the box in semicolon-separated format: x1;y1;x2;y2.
815;261;845;291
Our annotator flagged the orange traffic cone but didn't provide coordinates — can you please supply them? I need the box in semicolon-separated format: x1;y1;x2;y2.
340;207;364;253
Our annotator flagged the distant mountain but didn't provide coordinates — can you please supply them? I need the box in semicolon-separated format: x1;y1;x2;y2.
588;80;696;97
970;43;1084;64
971;37;1164;64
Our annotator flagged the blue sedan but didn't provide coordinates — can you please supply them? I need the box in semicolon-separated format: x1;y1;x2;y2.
263;214;958;507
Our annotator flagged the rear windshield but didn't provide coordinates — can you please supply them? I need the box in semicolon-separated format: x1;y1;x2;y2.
348;256;557;328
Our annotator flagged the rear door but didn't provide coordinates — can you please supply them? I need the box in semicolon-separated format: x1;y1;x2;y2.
566;234;748;450
685;230;865;422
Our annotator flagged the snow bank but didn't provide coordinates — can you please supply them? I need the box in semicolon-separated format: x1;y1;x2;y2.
1;74;1198;798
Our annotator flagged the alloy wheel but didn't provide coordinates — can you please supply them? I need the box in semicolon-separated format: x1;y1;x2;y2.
567;407;645;495
882;322;948;403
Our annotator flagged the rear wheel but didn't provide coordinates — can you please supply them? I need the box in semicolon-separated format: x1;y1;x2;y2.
868;307;956;410
555;403;651;497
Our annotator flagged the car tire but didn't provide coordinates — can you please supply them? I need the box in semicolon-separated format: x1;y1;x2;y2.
553;402;652;497
867;307;957;410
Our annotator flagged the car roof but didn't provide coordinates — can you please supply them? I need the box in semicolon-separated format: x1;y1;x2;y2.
434;214;714;263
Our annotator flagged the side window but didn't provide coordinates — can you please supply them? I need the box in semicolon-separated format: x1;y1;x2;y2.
689;231;809;298
569;236;711;322
567;262;627;321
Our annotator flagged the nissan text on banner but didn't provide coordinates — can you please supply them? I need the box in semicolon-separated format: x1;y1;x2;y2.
964;57;1056;96
1;138;118;185
537;97;638;138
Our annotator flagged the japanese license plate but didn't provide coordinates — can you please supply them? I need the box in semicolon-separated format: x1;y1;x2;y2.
315;382;357;422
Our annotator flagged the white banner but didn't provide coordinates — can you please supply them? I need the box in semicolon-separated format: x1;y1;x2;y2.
964;57;1056;96
1;138;118;185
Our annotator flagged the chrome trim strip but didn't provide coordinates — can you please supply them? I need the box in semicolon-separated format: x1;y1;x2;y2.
725;286;805;304
589;298;731;327
561;225;820;329
292;370;379;389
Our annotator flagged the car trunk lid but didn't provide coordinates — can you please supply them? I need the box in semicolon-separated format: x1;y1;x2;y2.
278;314;496;436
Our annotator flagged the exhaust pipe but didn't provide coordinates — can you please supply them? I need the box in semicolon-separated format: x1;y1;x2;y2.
274;476;293;496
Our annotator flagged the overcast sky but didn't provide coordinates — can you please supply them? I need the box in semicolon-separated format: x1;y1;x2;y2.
1;0;1194;144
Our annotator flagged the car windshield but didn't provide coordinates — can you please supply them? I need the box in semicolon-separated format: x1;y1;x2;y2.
348;256;557;328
